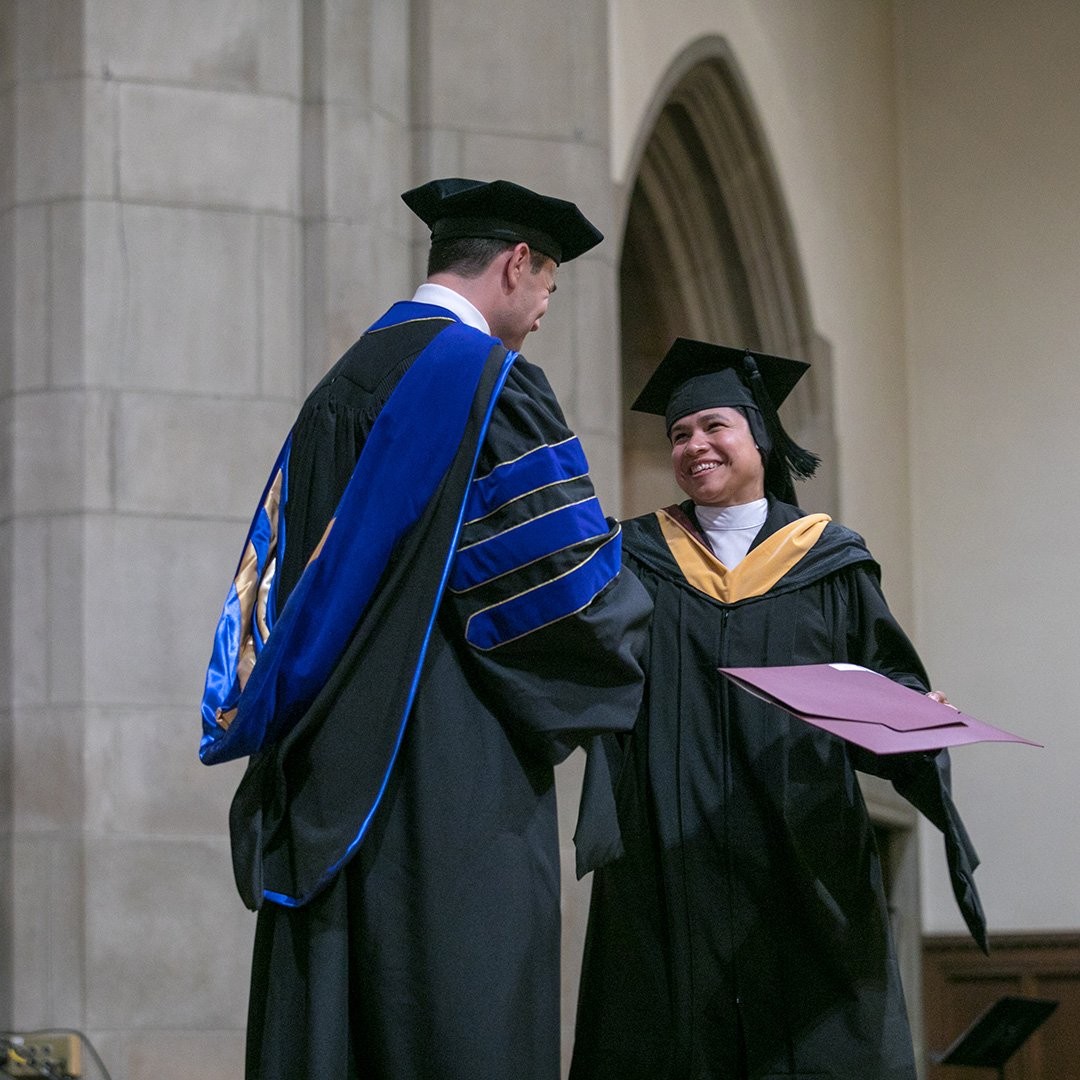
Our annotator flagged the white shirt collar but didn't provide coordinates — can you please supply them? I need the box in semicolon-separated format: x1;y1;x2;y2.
694;498;768;569
694;498;768;533
411;282;491;335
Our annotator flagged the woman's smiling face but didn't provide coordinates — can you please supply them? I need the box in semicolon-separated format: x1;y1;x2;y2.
669;406;766;507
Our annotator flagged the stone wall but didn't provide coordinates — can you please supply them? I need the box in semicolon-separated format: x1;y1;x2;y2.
1;1;616;1075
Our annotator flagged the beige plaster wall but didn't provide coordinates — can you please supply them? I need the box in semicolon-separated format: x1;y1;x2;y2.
897;0;1080;933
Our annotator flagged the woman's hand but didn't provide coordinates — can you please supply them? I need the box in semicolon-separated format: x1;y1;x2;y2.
926;689;959;711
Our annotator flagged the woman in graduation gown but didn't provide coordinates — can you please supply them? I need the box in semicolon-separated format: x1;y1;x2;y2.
571;339;986;1080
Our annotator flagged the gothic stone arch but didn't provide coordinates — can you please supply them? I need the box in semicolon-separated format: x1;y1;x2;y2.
618;36;836;520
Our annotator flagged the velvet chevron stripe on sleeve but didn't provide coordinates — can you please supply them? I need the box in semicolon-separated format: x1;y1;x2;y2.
450;436;623;649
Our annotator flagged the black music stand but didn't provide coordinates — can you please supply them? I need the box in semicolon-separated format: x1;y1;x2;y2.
932;995;1058;1079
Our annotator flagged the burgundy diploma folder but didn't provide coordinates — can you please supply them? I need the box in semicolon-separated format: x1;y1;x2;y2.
717;663;1040;754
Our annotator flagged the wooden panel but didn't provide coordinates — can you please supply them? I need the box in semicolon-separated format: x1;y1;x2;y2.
923;934;1080;1079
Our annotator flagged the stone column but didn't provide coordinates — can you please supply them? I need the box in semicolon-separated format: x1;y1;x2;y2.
300;0;414;386
3;0;97;1040
64;1;306;1069
2;0;612;1074
0;1;411;1075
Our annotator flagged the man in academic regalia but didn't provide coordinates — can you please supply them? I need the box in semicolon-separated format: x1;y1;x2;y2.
198;178;651;1080
570;339;986;1080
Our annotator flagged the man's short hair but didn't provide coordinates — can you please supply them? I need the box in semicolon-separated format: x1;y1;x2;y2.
428;236;549;278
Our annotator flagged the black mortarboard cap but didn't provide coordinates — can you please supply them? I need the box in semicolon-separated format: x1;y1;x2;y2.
401;178;603;264
631;338;820;503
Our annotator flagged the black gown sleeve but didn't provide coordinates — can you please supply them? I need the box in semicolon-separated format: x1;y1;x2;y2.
843;564;988;951
444;357;651;755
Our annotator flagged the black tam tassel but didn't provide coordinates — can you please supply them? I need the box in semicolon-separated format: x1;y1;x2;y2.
742;353;821;504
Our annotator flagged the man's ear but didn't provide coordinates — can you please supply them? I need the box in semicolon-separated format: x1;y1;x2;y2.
503;241;532;288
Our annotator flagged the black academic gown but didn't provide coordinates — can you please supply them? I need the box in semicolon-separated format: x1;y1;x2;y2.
239;311;651;1080
571;499;984;1080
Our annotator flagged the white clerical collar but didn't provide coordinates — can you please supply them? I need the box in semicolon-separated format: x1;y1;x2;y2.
411;283;491;335
695;498;768;568
695;498;768;533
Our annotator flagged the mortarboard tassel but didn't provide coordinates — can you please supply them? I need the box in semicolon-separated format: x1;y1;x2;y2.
742;353;821;503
